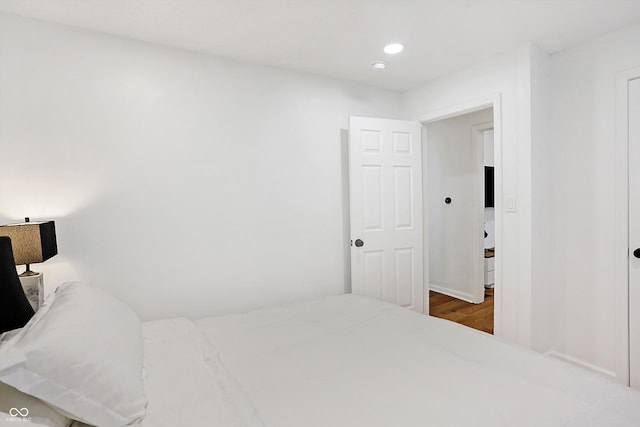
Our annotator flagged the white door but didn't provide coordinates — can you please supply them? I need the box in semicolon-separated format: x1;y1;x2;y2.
349;116;423;313
629;77;640;390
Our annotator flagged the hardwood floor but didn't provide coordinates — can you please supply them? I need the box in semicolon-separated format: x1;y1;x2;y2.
429;289;494;334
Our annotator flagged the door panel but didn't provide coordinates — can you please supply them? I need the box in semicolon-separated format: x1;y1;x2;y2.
362;166;383;230
394;166;414;229
349;117;423;312
395;248;414;306
629;77;640;390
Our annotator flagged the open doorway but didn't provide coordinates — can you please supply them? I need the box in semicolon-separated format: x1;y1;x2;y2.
422;106;497;334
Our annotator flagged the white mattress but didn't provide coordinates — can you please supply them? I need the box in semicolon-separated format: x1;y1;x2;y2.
71;294;640;426
193;294;640;427
133;318;263;427
73;318;263;427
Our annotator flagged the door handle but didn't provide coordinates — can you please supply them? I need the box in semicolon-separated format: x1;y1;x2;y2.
634;248;640;259
354;239;364;247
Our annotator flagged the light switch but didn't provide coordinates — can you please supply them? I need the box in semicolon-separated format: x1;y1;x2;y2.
505;196;517;213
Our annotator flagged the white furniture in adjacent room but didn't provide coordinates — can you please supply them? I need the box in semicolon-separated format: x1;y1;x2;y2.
484;249;495;288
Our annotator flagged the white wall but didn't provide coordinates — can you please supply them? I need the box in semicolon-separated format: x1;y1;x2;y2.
426;108;493;302
529;43;553;355
416;26;640;381
548;22;640;379
484;129;495;166
0;12;404;320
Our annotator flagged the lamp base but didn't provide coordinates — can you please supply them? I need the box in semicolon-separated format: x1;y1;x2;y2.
19;270;39;277
18;272;44;311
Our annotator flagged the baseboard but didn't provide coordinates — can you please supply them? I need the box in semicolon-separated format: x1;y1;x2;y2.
544;350;618;380
429;284;475;304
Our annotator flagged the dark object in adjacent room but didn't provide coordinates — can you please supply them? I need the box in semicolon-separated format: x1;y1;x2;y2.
485;166;495;208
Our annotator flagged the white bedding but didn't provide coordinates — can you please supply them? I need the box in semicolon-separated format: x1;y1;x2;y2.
73;319;263;427
194;294;640;427
133;319;263;427
70;294;640;426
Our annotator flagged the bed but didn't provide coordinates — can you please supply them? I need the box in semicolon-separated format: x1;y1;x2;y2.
147;293;640;426
2;280;640;426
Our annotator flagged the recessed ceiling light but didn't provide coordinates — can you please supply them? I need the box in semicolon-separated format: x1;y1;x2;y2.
371;61;386;70
384;43;404;54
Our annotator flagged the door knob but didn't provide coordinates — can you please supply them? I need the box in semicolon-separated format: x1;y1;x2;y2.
354;239;364;247
634;248;640;259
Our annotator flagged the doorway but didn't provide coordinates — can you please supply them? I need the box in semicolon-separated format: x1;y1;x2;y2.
421;103;500;335
347;95;504;336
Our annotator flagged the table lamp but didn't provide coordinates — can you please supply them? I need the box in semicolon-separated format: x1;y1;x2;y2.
0;218;58;310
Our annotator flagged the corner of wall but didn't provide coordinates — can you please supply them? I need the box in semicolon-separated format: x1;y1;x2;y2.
529;44;554;354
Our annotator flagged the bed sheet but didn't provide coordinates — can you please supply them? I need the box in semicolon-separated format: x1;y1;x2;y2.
135;318;263;427
73;318;263;427
195;294;640;427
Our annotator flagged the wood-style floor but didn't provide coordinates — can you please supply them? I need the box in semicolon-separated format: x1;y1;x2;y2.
429;289;494;334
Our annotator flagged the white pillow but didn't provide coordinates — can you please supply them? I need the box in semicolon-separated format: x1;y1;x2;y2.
0;282;147;427
0;381;72;427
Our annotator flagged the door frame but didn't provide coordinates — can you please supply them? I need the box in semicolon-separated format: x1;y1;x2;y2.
615;66;640;385
417;93;504;336
472;121;495;304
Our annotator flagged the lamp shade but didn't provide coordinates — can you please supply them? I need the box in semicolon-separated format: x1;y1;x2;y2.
0;221;57;266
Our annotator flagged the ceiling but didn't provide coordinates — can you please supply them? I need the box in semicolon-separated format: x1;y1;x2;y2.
1;0;640;91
